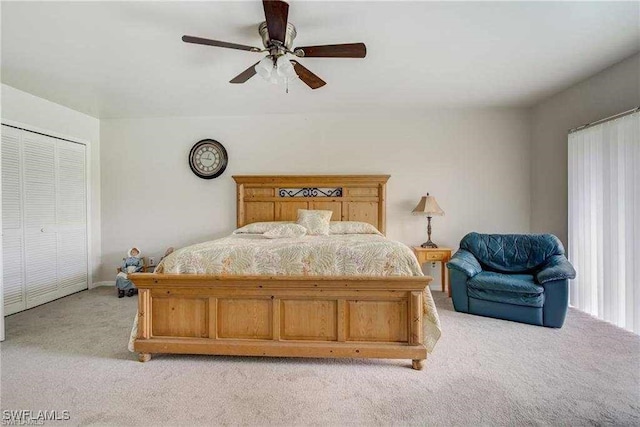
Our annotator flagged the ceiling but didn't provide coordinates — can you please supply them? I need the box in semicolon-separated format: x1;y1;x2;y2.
1;1;638;119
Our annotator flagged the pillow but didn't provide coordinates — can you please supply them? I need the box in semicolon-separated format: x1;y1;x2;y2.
233;221;292;234
263;223;307;239
296;209;332;235
329;221;382;235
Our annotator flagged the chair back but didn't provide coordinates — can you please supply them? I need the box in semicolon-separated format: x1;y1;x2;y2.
460;233;565;273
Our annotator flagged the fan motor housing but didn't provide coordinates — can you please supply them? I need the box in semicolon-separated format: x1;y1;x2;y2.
258;21;297;50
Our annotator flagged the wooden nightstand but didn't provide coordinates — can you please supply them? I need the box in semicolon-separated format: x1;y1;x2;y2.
413;247;453;296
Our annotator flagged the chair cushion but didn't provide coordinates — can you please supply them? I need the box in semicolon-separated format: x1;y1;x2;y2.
467;271;545;308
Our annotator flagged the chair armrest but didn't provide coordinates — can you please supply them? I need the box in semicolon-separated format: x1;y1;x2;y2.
536;255;576;284
447;249;482;278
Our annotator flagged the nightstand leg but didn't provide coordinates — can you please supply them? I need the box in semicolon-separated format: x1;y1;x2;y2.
139;353;151;362
441;262;446;293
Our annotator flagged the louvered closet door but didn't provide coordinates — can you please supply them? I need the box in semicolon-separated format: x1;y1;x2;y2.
2;127;88;315
22;132;59;309
2;126;26;315
56;141;87;296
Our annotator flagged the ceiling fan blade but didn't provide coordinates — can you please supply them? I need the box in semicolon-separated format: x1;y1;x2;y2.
290;60;326;89
294;43;367;58
230;62;260;84
182;35;261;52
263;0;289;43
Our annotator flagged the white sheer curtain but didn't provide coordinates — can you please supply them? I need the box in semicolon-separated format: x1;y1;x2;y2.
568;110;640;334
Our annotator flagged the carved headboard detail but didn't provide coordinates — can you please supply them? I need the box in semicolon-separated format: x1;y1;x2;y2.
232;175;390;234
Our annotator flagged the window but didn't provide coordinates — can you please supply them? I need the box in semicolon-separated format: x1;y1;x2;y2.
568;110;639;333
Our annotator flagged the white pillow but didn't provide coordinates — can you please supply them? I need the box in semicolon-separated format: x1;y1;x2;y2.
296;209;332;235
233;221;292;234
263;223;307;239
329;221;382;235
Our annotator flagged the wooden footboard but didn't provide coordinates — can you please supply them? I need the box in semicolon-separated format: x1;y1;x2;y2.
131;274;431;370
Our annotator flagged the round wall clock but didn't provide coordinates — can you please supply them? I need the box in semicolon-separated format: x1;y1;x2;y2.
188;139;228;179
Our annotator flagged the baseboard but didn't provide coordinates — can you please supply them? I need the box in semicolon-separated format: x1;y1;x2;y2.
90;281;115;289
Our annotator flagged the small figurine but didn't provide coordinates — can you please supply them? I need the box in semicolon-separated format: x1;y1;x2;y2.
116;247;143;298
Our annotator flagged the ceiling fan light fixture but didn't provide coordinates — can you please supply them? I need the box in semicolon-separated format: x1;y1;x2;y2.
254;54;298;86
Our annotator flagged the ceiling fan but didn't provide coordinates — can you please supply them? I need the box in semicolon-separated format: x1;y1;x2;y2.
182;0;367;90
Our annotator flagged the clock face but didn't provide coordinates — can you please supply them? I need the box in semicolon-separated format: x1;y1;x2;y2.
188;139;228;179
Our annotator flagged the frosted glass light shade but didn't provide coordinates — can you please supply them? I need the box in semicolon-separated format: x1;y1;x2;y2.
412;193;445;216
254;55;297;85
255;56;274;80
276;55;297;79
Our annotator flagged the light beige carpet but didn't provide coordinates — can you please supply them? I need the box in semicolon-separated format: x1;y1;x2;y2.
1;286;639;426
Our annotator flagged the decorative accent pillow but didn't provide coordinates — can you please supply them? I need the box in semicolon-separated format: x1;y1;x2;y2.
296;209;332;235
263;223;307;239
329;221;382;235
233;221;292;234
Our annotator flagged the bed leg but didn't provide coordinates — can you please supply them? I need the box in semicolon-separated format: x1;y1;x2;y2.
138;353;151;363
412;359;425;370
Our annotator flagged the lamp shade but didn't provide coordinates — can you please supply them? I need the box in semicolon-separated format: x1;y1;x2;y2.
255;56;274;80
276;55;297;79
412;193;444;216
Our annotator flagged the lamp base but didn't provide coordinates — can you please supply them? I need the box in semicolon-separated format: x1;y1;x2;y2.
420;240;439;249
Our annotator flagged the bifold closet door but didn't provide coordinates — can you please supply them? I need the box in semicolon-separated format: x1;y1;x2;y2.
2;125;88;315
22;132;59;309
1;126;26;315
56;140;87;297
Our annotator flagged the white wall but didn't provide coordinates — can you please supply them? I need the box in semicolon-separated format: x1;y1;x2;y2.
530;53;640;246
100;108;531;286
1;84;101;285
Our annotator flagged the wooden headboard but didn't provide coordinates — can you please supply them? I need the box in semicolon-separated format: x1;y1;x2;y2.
233;175;390;234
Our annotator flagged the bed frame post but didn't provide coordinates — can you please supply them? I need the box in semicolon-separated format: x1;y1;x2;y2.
410;291;425;370
137;288;152;362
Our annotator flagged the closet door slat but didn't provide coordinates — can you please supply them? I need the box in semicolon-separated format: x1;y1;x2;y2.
2;233;25;315
25;231;58;306
57;229;87;293
23;133;56;228
2;125;26;314
56;142;87;296
22;133;58;307
2;127;22;230
56;143;86;225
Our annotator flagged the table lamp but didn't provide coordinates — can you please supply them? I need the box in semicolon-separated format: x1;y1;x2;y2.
412;193;445;248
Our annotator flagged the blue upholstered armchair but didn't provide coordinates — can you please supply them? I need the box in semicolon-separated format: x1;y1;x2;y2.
447;233;576;328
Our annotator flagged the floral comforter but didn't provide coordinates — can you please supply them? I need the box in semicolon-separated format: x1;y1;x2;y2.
129;234;441;352
156;234;424;276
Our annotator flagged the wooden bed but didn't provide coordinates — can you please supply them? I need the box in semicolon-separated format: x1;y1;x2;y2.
131;175;432;369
